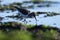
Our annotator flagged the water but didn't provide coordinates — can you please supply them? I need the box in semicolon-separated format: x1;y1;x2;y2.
0;0;60;28
0;10;18;17
1;0;30;5
27;3;60;13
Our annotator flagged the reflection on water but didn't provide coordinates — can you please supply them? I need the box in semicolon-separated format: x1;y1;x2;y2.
0;0;60;28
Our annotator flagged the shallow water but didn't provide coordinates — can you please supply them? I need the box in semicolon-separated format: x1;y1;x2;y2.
0;0;60;28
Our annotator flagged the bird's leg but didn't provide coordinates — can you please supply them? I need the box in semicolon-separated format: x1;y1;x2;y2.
24;18;27;25
33;13;37;26
35;16;37;26
21;18;27;31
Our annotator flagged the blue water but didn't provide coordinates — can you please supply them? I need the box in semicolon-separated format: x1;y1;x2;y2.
0;0;60;28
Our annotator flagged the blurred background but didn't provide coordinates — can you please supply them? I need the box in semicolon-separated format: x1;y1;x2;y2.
0;0;60;40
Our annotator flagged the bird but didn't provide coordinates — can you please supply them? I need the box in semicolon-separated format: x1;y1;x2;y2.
13;5;37;25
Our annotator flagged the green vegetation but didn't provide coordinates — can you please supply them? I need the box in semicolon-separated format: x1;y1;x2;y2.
32;0;43;3
0;30;32;40
0;22;60;40
0;30;6;40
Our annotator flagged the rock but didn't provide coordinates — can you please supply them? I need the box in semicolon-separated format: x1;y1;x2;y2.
37;12;47;14
0;17;3;21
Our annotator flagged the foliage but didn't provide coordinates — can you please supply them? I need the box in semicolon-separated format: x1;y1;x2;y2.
0;30;6;40
0;30;32;40
33;29;60;40
0;22;60;40
32;0;43;2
